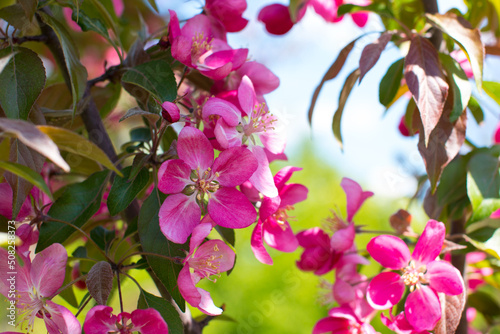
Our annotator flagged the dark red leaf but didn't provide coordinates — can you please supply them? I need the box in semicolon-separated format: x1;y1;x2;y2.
359;31;394;82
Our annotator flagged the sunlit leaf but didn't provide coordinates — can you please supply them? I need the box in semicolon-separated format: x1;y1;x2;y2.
359;31;394;82
37;125;121;175
332;69;360;149
0;161;52;200
405;35;449;146
439;53;471;122
426;13;484;90
379;58;405;107
0;47;46;120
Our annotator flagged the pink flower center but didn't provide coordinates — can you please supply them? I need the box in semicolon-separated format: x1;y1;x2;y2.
191;32;212;56
349;322;363;334
401;261;427;289
243;102;277;138
271;205;295;230
16;286;46;332
189;244;224;281
189;167;220;203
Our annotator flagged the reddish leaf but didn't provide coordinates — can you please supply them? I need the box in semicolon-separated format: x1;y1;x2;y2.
440;239;467;254
359;31;394;82
434;291;466;334
308;39;359;125
332;69;360;149
405;36;449;146
389;209;416;236
417;91;466;192
87;261;114;305
426;13;484;90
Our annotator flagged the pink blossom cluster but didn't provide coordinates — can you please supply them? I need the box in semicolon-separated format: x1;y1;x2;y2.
294;178;468;333
258;0;371;36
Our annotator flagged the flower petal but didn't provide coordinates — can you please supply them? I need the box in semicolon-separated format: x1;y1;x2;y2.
273;166;302;190
159;194;201;244
257;4;295;35
412;220;445;265
333;278;356;305
367;272;405;310
426;260;464;295
193;240;235;273
248;145;278;197
209;187;256;229
340;178;373;222
178;265;201;307
83;305;116;334
130;308;169;334
405;285;441;331
214;118;243;149
158;159;192;194
177;127;214;172
202;98;241;126
236;61;280;96
312;316;350;334
367;235;410;270
46;300;82;334
212;146;258;187
251;221;273;265
188;223;213;258
31;243;67;297
197;287;223;316
259;195;281;221
263;218;298;252
238;75;258;114
330;222;355;253
279;183;308;207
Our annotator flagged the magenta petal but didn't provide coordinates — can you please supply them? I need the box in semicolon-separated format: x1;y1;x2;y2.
273;166;302;190
168;10;181;40
188;223;213;257
258;4;295;35
351;12;369;27
405;286;441;331
161;101;180;123
46;301;82;334
331;223;355;253
159;194;201;244
367;235;410;270
236;61;280;95
197;287;223;315
340;178;373;222
297;227;330;248
279;183;308;207
209;188;256;229
367;272;405;310
260;129;286;155
214;118;242;149
131;308;169;333
31;243;67;297
412;220;445;265
193;240;235;273
333;278;356;305
84;305;116;333
249;145;278;198
426;260;464;295
178;265;202;307
263;218;298;252
158;159;191;194
260;195;281;221
238;76;258;114
177;127;214;171
212;146;258;187
251;222;273;265
202;98;241;126
312;316;350;334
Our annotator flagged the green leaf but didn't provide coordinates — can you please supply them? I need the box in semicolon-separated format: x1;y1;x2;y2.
426;13;484;90
468;152;500;199
92;82;121;118
137;290;184;334
130;127;152;143
439;53;471;122
138;189;186;311
0;47;46;120
36;171;108;252
107;166;149;216
38;12;88;115
468;291;500;317
391;0;424;30
337;2;392;17
18;0;37;21
0;161;52;200
160;126;178;152
122;60;177;102
37;125;122;176
71;8;110;41
59;265;79;308
90;226;115;251
379;58;404;107
0;4;39;33
467;172;500;225
466;228;500;259
215;225;235;247
468;95;484;125
483;81;500;107
332;69;360;149
120;107;160;122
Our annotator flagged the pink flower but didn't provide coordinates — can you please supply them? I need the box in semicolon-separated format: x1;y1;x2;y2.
258;4;296;35
168;10;248;80
494;123;500;144
366;220;464;331
381;311;430;334
160;101;181;123
451;49;473;79
158;126;258;243
333;252;371;306
0;182;34;221
178;223;235;315
313;305;377;334
0;244;81;334
296;227;341;275
84;306;168;333
202;75;285;197
205;0;248;32
251;167;308;264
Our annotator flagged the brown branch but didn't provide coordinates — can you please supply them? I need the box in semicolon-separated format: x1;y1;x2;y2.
0;35;48;44
422;0;444;50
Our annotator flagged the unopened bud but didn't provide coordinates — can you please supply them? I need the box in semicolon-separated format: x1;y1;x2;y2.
161;101;181;123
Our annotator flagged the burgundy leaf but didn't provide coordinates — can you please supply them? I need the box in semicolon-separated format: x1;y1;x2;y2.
359;31;394;82
405;36;449;146
434;291;466;334
87;261;114;305
417;91;466;192
308;38;359;125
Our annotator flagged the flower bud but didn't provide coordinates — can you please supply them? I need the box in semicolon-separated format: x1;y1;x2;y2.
161;101;180;123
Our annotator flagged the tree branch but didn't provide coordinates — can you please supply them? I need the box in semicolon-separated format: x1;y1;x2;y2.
422;0;444;51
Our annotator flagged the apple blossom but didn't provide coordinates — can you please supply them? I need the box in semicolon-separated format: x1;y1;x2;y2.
84;306;169;333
